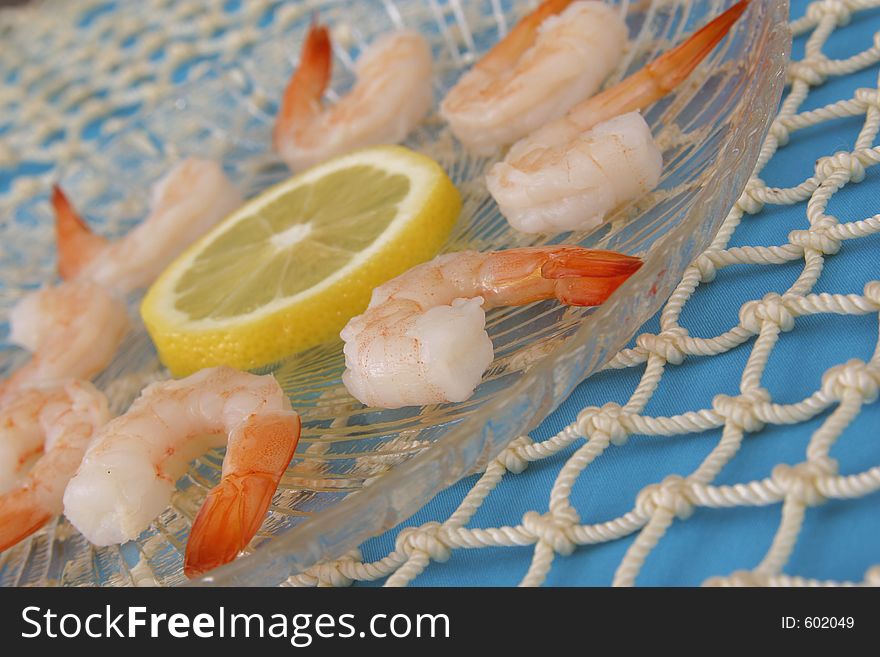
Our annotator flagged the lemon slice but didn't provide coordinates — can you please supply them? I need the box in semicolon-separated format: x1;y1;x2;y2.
141;145;461;376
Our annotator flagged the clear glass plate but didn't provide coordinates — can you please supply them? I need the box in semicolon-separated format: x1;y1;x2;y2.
0;0;790;586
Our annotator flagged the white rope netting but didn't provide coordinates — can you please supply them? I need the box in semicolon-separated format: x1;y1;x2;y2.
285;0;880;588
0;0;307;186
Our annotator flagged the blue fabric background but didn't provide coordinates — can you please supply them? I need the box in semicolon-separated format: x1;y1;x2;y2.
357;0;880;586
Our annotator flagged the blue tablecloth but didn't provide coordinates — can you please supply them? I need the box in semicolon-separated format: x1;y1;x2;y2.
358;0;880;586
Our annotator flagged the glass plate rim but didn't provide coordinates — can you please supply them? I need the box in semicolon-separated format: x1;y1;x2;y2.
183;0;794;586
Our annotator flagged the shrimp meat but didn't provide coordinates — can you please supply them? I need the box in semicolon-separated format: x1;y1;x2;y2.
1;280;129;402
487;111;662;233
274;22;433;171
440;1;628;155
53;157;241;294
487;0;750;233
62;367;300;577
341;246;642;408
0;381;109;551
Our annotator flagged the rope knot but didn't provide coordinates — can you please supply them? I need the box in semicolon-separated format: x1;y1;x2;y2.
495;435;534;473
396;523;451;562
855;87;880;109
739;293;796;333
815;151;865;183
769;120;790;146
576;402;628;445
694;253;717;282
635;475;694;519
736;177;767;214
787;60;826;86
308;549;362;587
788;226;842;254
805;0;852;26
821;359;880;402
522;510;579;556
636;327;688;365
863;280;880;308
712;388;771;432
772;460;837;506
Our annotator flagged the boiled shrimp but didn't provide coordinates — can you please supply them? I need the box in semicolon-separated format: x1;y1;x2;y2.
487;0;750;234
62;366;301;577
440;0;628;155
0;380;109;551
273;22;433;171
1;159;236;397
1;280;129;402
341;246;642;408
53;157;241;293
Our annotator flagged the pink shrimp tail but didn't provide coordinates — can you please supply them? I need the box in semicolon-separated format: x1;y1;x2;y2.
184;412;301;578
477;0;575;74
272;19;332;154
0;489;52;552
571;0;750;129
542;248;643;306
52;185;107;279
646;0;750;93
183;473;280;578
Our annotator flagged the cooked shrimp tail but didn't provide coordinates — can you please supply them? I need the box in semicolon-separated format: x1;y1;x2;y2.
63;367;298;574
477;0;574;74
51;160;241;294
184;411;301;578
540;248;644;305
272;19;332;154
540;249;643;279
570;0;750;129
541;249;642;306
52;185;108;280
441;1;627;154
273;22;431;170
341;246;641;408
483;246;642;306
488;2;749;234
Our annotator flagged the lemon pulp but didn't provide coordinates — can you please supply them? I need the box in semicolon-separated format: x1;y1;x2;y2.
141;145;461;376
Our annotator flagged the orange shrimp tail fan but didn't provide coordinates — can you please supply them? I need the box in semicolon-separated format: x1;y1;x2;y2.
272;19;332;153
184;412;301;578
477;0;575;73
183;472;280;578
572;0;750;129
0;489;52;552
649;0;751;92
542;249;643;306
51;185;108;279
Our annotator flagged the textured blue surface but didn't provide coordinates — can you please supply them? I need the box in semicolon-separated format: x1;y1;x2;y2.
357;0;880;586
